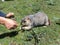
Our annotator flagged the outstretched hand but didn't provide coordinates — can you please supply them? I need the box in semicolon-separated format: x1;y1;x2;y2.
4;19;18;30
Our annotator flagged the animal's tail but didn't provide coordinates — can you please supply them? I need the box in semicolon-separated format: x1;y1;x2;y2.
48;19;51;25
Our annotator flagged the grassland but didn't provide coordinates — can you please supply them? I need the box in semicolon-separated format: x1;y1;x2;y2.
0;0;60;45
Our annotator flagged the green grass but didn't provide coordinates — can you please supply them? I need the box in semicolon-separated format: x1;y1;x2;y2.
0;0;60;45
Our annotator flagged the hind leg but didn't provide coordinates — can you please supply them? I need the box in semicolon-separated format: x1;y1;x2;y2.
44;17;49;26
43;21;49;27
45;22;49;26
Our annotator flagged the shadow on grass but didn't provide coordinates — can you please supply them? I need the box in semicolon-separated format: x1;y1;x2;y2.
56;23;60;25
4;0;14;1
0;30;19;39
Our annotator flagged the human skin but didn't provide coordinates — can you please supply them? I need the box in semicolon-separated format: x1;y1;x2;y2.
0;17;18;29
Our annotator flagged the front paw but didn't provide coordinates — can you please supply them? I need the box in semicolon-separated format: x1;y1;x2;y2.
21;26;32;30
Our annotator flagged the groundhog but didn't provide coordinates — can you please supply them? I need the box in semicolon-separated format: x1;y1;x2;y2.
21;12;50;30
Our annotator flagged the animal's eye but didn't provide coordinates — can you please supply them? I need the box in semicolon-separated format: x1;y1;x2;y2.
24;21;26;23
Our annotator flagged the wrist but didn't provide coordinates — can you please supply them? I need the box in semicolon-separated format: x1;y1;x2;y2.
0;17;6;25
